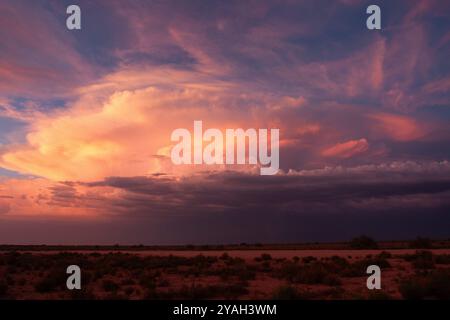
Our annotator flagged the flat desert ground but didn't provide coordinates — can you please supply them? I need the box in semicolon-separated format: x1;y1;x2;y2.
1;244;450;300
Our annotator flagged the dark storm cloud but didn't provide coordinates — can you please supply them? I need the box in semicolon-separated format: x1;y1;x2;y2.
67;161;450;218
6;161;444;244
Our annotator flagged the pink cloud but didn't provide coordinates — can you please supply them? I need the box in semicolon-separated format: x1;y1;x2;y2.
369;112;425;142
321;138;369;159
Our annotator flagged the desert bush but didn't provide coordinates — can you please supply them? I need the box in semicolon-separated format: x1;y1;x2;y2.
237;267;256;281
342;256;390;277
221;283;249;299
259;261;272;272
302;256;317;264
0;280;8;298
35;276;59;293
215;261;256;281
35;269;66;293
329;256;351;268
139;274;156;291
158;278;170;287
220;252;230;260
367;291;393;300
413;251;435;270
276;261;341;285
255;253;272;262
378;251;392;259
399;280;427;300
124;286;134;296
224;257;245;266
172;283;248;300
295;264;329;284
323;274;342;286
103;292;127;300
400;269;450;299
402;250;435;269
17;278;26;286
102;279;119;292
70;289;96;300
261;253;272;261
120;278;136;286
349;235;378;249
409;237;433;249
272;285;307;300
5;275;15;286
435;254;450;265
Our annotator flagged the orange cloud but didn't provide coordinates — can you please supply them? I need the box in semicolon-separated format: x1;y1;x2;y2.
322;138;369;158
0;178;115;218
0;68;303;181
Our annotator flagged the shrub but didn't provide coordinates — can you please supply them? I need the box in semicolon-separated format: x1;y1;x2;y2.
435;254;450;265
220;252;230;260
158;279;170;287
120;278;135;286
215;263;256;281
174;283;248;300
400;279;428;300
35;271;65;293
403;251;435;270
102;279;119;292
367;291;393;300
378;251;392;259
349;235;378;249
302;256;317;264
260;261;272;272
261;253;272;261
272;285;306;300
323;274;342;286
124;287;134;296
139;274;156;291
70;289;96;300
409;237;433;249
400;270;450;299
340;257;390;277
413;252;435;270
276;261;341;285
0;280;8;298
104;292;127;300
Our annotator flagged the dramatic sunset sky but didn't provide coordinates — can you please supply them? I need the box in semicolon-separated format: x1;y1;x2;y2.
0;0;449;244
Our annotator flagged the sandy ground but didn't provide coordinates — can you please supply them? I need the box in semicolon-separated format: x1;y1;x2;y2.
1;248;450;299
17;248;450;260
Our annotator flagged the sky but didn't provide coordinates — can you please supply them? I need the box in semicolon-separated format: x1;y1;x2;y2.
0;0;449;244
